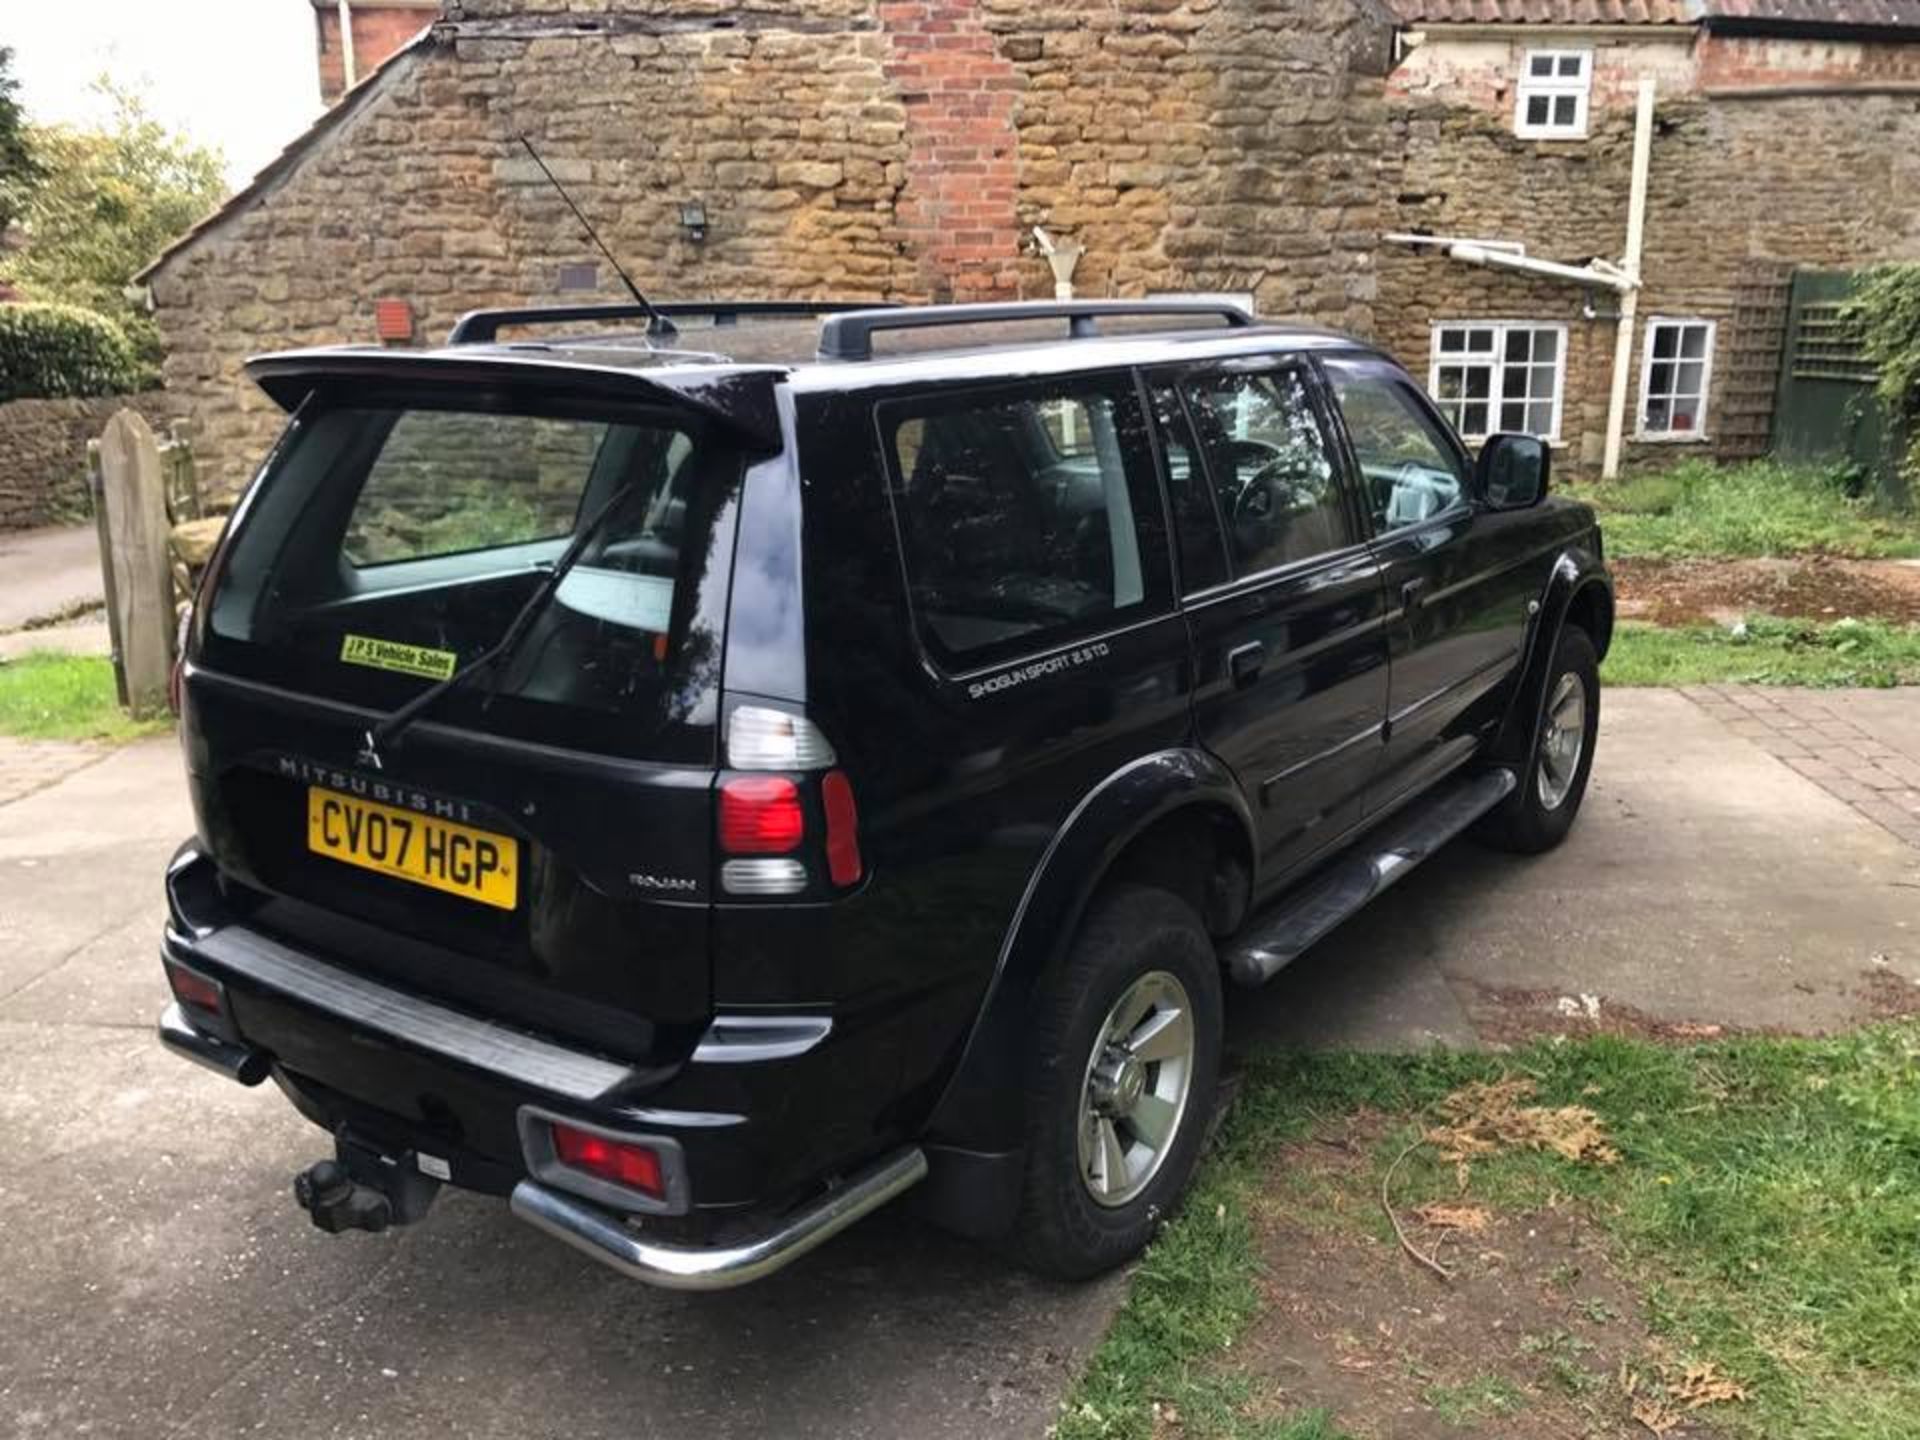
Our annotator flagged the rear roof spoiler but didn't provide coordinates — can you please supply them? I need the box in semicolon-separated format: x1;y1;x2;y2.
244;347;784;450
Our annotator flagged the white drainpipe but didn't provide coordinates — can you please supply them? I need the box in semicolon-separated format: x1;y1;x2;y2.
337;0;358;91
1602;78;1656;480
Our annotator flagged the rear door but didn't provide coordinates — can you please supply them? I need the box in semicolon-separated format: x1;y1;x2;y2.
1146;358;1391;891
1319;357;1535;810
186;379;748;1058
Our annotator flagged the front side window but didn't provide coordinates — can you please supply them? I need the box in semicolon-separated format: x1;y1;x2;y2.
203;394;739;761
1640;318;1716;438
1178;367;1351;575
1431;322;1565;441
883;380;1169;667
1516;48;1591;138
1325;361;1469;535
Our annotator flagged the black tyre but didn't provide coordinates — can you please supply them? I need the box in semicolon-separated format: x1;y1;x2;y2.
1479;625;1601;854
1011;884;1223;1280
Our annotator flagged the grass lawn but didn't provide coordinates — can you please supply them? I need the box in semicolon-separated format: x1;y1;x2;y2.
1604;616;1920;688
1565;460;1920;560
1060;1026;1920;1440
0;652;170;743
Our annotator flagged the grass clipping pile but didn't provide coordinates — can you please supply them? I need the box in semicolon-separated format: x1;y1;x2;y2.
1385;1078;1620;1282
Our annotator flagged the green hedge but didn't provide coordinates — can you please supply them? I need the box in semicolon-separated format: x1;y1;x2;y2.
0;301;142;402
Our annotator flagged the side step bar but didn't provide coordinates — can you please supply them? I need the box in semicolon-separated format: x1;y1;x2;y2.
1224;768;1517;987
511;1147;928;1291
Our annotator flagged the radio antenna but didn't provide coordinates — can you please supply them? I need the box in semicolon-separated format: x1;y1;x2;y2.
517;135;676;340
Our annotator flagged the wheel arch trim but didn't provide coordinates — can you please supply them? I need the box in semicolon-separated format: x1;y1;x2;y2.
920;747;1254;1154
1492;543;1612;767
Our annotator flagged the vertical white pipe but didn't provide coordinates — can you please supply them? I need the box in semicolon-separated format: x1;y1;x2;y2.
1603;77;1655;480
338;0;358;91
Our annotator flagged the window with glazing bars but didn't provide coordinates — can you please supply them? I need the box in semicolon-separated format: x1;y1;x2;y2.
1430;323;1565;441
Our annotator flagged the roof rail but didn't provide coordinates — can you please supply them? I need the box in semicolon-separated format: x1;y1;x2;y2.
816;299;1256;362
449;299;896;347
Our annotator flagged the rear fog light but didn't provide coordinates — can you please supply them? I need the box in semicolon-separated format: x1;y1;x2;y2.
165;958;225;1015
550;1121;667;1201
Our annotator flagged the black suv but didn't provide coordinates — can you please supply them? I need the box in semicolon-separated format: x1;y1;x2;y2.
161;299;1611;1289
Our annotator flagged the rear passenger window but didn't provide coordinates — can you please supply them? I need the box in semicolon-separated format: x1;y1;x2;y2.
1180;368;1352;575
883;381;1170;667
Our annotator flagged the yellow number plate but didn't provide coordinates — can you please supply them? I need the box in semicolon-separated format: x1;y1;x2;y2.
306;788;518;910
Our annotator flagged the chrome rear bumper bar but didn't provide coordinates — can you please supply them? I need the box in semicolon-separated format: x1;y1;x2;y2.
509;1146;928;1291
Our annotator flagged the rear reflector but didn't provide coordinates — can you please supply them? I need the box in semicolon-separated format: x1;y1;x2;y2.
550;1121;666;1201
821;770;862;887
164;958;225;1015
719;776;804;854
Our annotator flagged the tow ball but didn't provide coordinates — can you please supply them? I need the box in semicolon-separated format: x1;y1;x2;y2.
293;1133;441;1236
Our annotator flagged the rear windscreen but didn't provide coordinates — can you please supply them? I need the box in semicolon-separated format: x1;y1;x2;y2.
201;390;742;763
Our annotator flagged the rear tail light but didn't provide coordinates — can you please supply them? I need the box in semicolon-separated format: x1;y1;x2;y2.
719;777;804;854
549;1121;667;1202
727;705;836;770
821;770;862;886
164;956;225;1016
715;709;863;898
720;857;809;895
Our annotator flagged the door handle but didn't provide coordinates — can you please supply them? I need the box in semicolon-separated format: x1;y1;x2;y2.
1400;577;1428;613
1228;641;1266;688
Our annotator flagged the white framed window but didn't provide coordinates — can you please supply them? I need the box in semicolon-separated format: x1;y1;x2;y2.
1515;49;1592;138
1638;318;1716;440
1429;322;1566;442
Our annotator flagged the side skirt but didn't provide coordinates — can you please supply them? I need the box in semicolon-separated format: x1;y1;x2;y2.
1223;768;1517;987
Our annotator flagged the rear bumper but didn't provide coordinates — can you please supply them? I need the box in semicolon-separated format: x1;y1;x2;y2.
510;1147;927;1291
157;838;931;1281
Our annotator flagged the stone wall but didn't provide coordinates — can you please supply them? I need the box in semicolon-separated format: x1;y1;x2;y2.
1381;31;1920;472
147;0;1394;502
0;393;180;532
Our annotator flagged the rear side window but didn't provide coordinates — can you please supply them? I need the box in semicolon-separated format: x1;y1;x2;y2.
881;379;1171;668
202;391;741;762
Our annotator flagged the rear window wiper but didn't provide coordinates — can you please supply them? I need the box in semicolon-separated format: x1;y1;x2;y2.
356;484;640;768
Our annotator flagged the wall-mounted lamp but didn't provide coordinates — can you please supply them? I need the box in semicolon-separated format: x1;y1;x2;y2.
680;200;708;244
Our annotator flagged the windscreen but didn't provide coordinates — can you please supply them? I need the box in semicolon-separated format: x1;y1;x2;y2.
201;390;741;763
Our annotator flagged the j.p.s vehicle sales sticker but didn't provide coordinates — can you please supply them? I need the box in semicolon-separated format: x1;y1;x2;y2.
340;634;458;682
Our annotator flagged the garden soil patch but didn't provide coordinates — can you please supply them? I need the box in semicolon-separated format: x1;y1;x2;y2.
1224;1125;1732;1439
1614;557;1920;627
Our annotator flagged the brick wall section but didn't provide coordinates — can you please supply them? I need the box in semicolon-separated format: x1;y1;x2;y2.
316;3;443;103
0;393;180;532
882;1;1022;301
146;0;1395;502
1381;32;1920;472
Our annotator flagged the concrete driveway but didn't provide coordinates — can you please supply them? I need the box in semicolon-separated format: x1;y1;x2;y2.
2;688;1917;1439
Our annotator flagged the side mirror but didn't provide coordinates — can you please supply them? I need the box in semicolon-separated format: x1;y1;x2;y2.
1477;434;1551;511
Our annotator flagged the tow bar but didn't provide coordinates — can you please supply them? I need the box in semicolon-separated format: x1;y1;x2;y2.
293;1132;441;1235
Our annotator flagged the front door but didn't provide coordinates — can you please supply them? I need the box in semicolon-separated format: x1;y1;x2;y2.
1146;360;1391;894
1320;357;1536;810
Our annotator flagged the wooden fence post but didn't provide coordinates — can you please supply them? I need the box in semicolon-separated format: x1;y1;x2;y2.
96;410;175;718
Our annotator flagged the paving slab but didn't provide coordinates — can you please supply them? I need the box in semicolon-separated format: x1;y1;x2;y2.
1232;687;1920;1052
0;736;108;807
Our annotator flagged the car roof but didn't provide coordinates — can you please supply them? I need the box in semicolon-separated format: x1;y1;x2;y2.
245;304;1389;444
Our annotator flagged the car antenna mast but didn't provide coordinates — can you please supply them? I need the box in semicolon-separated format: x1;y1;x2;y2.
517;134;676;340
